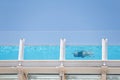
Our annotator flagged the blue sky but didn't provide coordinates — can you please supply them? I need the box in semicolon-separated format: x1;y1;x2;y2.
0;0;120;45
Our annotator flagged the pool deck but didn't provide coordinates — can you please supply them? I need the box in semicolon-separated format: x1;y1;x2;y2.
0;60;120;74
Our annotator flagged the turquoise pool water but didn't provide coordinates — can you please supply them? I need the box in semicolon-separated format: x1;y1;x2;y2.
0;45;120;60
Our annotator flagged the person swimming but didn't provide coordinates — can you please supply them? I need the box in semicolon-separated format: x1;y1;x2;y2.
73;50;92;58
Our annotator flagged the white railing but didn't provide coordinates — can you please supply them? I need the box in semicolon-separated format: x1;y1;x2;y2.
18;38;25;60
60;38;66;61
18;38;108;61
102;38;108;61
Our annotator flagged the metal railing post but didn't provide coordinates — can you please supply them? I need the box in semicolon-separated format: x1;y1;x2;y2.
60;38;66;61
59;38;66;80
102;38;108;61
18;38;27;80
18;38;25;60
101;38;108;80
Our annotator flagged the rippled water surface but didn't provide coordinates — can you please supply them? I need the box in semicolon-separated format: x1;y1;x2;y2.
0;45;120;60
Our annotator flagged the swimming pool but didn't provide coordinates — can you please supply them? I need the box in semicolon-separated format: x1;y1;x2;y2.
0;45;120;60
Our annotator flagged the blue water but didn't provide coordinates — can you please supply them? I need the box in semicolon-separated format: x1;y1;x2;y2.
0;45;120;60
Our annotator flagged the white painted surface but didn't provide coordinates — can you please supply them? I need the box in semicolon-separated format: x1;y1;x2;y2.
102;38;108;60
60;39;66;61
18;39;25;60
